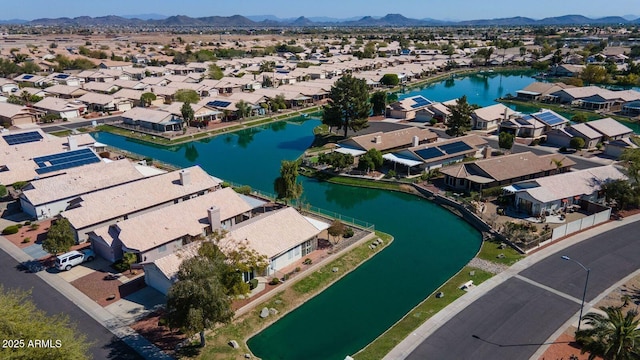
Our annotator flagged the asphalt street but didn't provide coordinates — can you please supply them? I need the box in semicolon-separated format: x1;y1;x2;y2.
407;220;640;360
0;250;142;360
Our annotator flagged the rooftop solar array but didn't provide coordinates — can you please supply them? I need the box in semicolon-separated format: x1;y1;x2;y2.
415;147;445;160
533;111;567;126
411;96;432;108
439;141;473;154
55;74;70;79
515;116;533;126
207;100;231;108
33;148;101;175
3;131;43;146
22;74;34;80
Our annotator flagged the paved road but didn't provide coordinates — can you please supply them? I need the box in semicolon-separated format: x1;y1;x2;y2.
39;116;120;134
406;220;640;360
0;250;142;360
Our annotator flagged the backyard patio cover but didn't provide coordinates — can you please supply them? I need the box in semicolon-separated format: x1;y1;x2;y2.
335;146;366;157
382;153;422;167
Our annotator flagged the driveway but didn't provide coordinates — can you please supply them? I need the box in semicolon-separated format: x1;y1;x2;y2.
0;247;142;360
402;219;640;360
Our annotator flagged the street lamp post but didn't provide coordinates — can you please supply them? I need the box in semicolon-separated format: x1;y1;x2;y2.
561;255;591;332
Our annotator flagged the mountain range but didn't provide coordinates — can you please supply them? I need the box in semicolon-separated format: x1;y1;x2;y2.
1;13;637;27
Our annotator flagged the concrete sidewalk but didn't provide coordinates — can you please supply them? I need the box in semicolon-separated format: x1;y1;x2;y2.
382;214;640;360
0;237;173;360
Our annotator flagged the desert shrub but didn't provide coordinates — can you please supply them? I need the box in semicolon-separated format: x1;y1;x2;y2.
233;185;252;195
22;237;31;243
0;185;7;197
302;258;312;265
29;223;40;231
112;259;129;273
343;227;354;238
249;278;259;290
24;221;31;226
294;267;301;273
269;277;280;285
2;225;20;235
12;181;28;190
481;186;504;198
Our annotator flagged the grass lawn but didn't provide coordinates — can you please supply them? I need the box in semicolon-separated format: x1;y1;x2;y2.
187;231;393;360
327;176;403;191
49;130;74;137
477;239;525;266
354;266;493;360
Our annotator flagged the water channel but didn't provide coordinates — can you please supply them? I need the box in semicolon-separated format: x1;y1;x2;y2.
91;71;610;359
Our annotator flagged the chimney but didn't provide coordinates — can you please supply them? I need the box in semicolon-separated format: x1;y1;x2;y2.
483;145;492;159
374;135;382;144
208;206;221;232
67;136;78;150
412;135;419;147
179;169;191;186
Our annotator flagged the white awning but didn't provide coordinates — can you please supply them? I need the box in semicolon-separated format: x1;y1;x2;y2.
335;147;366;157
304;216;330;232
382;153;423;167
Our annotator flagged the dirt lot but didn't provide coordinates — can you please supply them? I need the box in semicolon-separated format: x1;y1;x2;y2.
130;310;186;356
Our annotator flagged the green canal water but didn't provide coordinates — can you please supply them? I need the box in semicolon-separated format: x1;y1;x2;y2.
91;72;555;359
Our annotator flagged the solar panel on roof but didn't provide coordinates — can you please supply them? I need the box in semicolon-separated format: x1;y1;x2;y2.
534;111;567;126
55;74;70;79
33;148;101;175
207;100;231;108
22;74;34;80
3;131;43;146
414;147;445;160
515;117;532;126
439;141;473;154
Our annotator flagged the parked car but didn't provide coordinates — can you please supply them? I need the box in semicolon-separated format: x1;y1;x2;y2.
55;249;95;271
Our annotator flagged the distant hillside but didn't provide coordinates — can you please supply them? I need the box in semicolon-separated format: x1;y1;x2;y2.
14;13;640;27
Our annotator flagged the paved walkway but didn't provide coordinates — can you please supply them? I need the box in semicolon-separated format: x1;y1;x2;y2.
0;237;173;360
383;214;640;360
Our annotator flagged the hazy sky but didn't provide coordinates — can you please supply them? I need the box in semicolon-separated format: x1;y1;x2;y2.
5;0;640;20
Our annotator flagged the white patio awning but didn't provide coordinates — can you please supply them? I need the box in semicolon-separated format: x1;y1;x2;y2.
382;153;422;167
335;147;366;157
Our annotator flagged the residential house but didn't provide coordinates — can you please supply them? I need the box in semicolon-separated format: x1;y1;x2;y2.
61;166;220;243
472;104;518;131
585;117;634;141
515;82;574;102
498;115;546;139
88;187;255;263
33;97;84;119
546;123;603;149
440;151;575;192
383;135;488;174
336;126;437;156
77;92;133;113
386;95;433;120
505;165;625;215
604;138;638;158
121;107;183;133
162;101;223;124
43;84;88;99
0;102;41;127
19;160;147;220
0;78;19;94
529;109;570;132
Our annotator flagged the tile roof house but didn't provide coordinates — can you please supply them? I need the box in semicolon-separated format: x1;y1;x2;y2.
121;107;183;133
88;187;255;263
19;160;147;220
584;117;634;141
515;82;575;102
386;95;434;120
143;206;328;295
337;126;437;154
472;104;518;131
506;165;626;215
32;97;84;119
61;166;220;242
440;151;575;191
0;102;42;127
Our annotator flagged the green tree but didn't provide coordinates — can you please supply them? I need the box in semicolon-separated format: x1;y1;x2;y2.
165;251;234;347
498;131;515;151
43;218;75;255
235;100;251;121
620;148;640;183
274;159;303;205
576;306;640;360
581;64;609;84
600;179;639;210
370;91;387;116
262;76;273;88
21;61;40;74
174;89;200;104
380;73;400;87
140;92;157;107
570;137;586;150
318;152;354;171
180;102;195;127
0;285;92;359
327;219;345;245
0;185;7;198
122;252;137;274
475;47;494;65
358;148;384;171
259;61;275;73
572;113;589;123
322;74;371;138
208;63;224;80
270;94;287;111
445;95;473;137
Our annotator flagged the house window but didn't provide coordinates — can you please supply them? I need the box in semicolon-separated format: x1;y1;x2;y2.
158;245;167;253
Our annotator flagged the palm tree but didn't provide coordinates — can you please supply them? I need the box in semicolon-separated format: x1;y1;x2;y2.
575;306;640;360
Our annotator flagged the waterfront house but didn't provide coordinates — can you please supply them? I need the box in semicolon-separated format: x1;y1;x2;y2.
88;187;254;263
440;151;575;192
505;165;625;215
584;117;634;141
336;126;437;155
386;95;434;120
121;107;183;133
61;166;220;243
515;82;574;102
